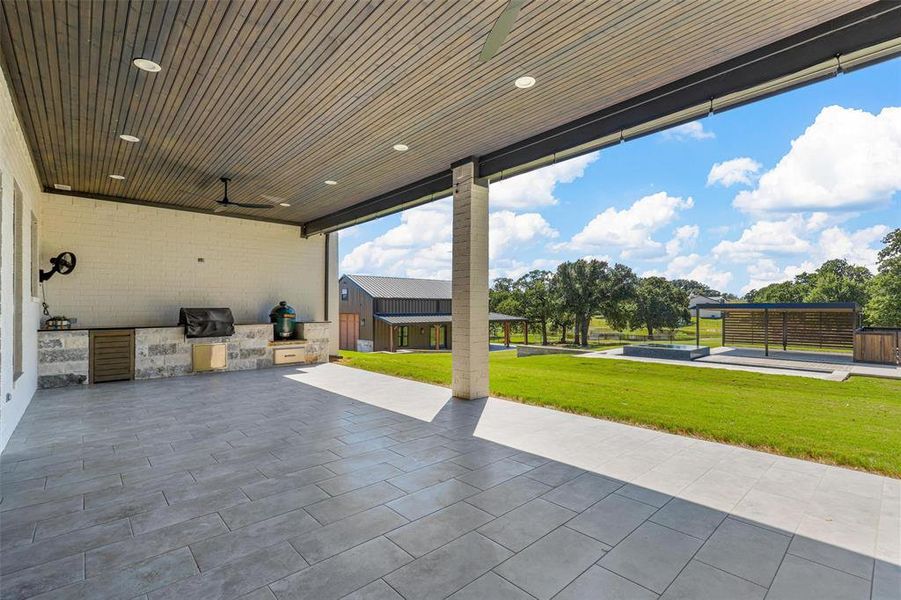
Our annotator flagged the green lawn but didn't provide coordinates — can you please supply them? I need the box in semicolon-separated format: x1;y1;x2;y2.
494;317;851;354
490;317;721;347
337;350;901;477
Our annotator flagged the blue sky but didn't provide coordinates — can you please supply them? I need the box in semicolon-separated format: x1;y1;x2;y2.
340;58;900;295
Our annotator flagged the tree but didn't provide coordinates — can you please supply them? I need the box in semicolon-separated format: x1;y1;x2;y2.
554;259;637;346
597;263;638;333
555;259;605;346
627;277;690;336
746;259;874;305
489;277;522;317
866;228;901;326
516;270;555;345
804;259;872;305
747;279;807;303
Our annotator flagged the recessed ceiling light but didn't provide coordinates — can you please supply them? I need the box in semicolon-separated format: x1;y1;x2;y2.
119;134;140;143
109;174;125;180
53;183;71;191
325;180;338;185
279;203;291;207
514;76;536;89
393;144;409;152
133;58;161;72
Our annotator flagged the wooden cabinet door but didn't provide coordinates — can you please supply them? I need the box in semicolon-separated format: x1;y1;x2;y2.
90;329;134;383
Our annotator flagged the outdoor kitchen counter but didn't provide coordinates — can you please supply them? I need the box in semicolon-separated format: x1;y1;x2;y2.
37;320;331;332
38;321;331;388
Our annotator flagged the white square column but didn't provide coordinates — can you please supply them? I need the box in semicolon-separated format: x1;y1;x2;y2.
451;160;490;399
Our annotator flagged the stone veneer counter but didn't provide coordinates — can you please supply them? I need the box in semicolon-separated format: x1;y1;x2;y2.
38;322;331;388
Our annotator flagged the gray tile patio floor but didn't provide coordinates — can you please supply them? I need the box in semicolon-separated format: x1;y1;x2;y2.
1;363;898;599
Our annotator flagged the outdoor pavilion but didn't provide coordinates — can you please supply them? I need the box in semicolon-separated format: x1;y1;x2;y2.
694;302;860;356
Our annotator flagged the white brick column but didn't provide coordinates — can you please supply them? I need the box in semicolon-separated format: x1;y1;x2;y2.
451;160;489;399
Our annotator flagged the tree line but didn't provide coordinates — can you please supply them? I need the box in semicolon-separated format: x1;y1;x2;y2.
744;228;900;327
490;260;694;346
492;227;901;347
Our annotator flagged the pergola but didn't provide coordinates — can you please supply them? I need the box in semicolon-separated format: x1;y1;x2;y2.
694;302;861;356
2;1;898;400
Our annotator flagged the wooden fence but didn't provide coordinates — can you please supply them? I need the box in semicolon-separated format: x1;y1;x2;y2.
854;329;900;365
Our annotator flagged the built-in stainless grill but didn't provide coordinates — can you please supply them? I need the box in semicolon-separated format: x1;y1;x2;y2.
178;308;235;339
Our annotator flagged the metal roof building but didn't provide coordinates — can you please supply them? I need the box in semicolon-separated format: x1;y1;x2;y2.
340;275;522;352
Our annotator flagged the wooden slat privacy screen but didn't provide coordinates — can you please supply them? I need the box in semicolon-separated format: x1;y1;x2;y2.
723;311;855;350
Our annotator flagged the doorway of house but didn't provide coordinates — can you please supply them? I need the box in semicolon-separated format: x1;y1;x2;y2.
339;313;359;350
430;325;448;349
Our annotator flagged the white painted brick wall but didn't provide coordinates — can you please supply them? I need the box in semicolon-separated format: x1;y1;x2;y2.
40;195;332;328
1;61;43;452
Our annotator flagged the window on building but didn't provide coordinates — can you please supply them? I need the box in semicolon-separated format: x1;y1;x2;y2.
13;183;24;382
340;287;348;301
31;211;38;299
398;326;409;347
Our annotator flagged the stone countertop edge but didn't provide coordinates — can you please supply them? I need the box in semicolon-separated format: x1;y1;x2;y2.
38;321;332;332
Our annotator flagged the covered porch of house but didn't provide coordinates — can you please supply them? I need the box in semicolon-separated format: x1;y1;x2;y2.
1;363;897;599
375;313;526;352
2;3;900;597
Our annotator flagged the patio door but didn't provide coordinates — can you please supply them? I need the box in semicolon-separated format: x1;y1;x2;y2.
429;325;447;349
339;313;359;350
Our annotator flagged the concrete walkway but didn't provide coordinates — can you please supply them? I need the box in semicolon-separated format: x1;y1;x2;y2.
1;364;898;599
701;348;901;380
581;346;901;381
580;347;848;380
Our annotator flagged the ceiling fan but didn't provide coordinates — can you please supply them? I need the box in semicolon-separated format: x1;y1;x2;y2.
480;0;525;62
213;177;273;212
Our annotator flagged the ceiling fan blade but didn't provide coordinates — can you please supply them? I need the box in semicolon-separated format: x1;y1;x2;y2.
480;0;525;62
228;202;273;209
213;205;228;213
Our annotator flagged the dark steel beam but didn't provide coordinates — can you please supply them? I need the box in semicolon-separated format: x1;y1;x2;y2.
303;2;901;236
302;172;452;236
44;188;300;229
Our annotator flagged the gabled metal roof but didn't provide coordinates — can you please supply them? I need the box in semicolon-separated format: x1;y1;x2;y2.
343;275;452;300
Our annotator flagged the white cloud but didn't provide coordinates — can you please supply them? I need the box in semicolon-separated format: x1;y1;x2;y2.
665;224;700;257
661;120;715;141
741;258;824;295
707;157;761;187
734;105;901;213
783;261;819;281
712;216;813;261
489;211;558;260
563;192;694;258
817;224;889;271
738;224;887;294
713;212;889;273
490;152;599;209
340;198;558;279
490;258;560;281
648;253;733;291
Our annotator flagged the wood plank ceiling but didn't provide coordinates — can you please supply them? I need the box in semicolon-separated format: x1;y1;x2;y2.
0;0;873;226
